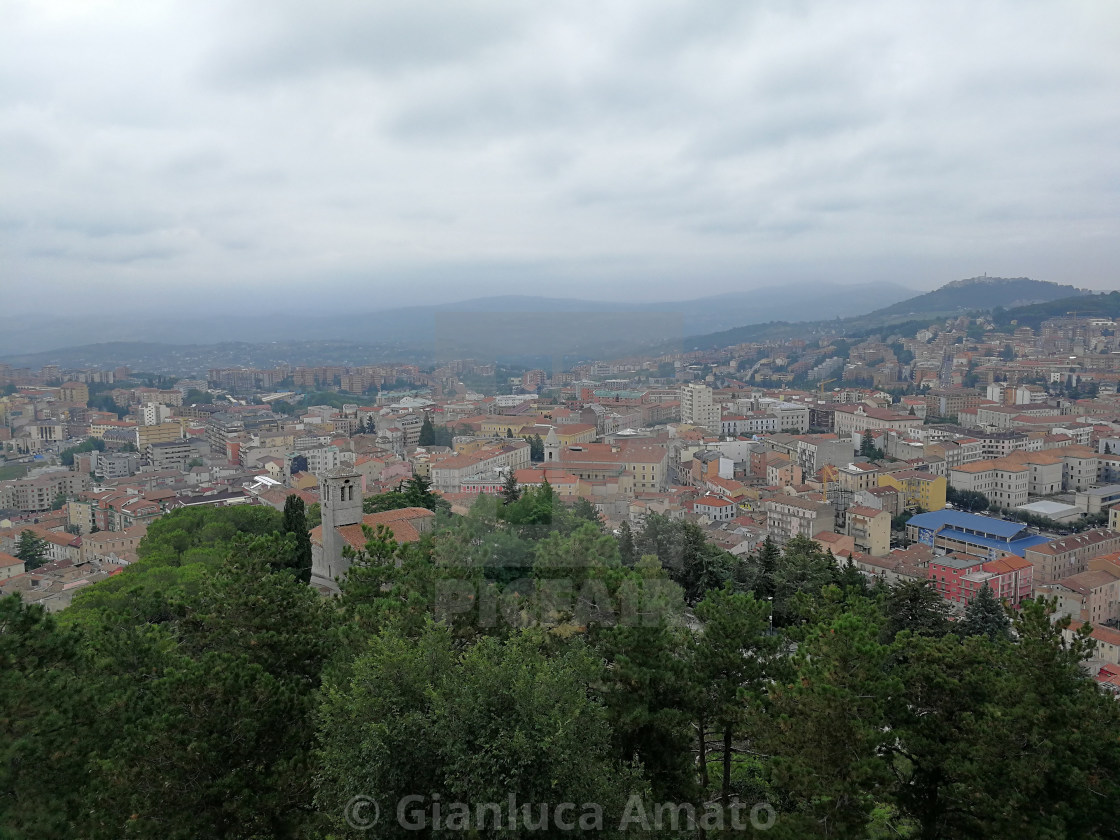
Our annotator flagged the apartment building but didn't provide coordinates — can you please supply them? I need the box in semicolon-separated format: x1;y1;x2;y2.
796;434;853;473
975;404;1059;430
878;470;947;511
146;439;195;472
765;496;835;544
949;460;1029;509
136;420;185;449
430;441;532;493
765;401;811;434
1041;568;1120;626
958;555;1034;607
846;505;891;556
831;404;923;436
694;496;738;521
720;413;778;436
140;402;172;426
0;472;92;512
681;383;719;433
1023;530;1120;585
81;522;148;565
835;462;881;494
553;442;669;495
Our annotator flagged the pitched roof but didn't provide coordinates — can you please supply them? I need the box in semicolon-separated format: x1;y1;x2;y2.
311;507;435;549
848;505;887;518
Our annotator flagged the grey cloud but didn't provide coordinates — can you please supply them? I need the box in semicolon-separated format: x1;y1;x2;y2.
2;0;1119;320
207;0;531;85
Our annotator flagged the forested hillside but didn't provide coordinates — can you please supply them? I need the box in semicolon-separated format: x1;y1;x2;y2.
2;490;1118;838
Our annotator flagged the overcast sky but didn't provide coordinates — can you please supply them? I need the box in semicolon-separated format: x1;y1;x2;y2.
2;0;1118;316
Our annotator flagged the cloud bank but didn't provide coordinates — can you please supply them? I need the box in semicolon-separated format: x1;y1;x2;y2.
2;0;1118;315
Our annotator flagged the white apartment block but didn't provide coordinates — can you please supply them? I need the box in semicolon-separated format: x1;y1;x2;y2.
721;413;778;436
765;496;835;544
681;384;720;433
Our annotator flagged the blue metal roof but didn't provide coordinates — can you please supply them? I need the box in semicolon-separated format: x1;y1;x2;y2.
936;528;1050;557
907;509;1028;540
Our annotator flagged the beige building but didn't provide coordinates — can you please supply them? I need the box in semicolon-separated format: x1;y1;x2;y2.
949;460;1029;509
1040;568;1120;626
552;441;669;495
0;472;92;513
81;523;149;565
846;505;891;556
136;420;186;449
1023;530;1120;586
831;404;923;436
0;551;25;580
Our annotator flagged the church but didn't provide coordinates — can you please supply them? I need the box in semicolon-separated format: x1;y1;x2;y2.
309;465;435;592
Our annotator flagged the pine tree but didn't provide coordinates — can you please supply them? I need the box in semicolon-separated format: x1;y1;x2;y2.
881;579;952;642
499;470;520;505
15;530;49;571
754;537;780;601
617;521;637;565
957;582;1010;642
281;494;313;584
418;415;435;446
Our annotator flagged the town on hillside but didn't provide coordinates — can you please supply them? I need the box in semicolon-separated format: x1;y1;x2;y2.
3;307;1120;683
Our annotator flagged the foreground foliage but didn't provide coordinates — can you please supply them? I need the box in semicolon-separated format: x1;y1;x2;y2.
2;489;1118;838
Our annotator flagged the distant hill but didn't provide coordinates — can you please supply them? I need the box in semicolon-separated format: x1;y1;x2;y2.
3;278;1103;373
0;281;915;361
675;277;1093;351
858;277;1088;323
992;290;1120;330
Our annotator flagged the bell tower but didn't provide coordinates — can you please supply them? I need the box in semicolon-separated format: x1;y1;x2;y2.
544;426;560;462
313;465;362;586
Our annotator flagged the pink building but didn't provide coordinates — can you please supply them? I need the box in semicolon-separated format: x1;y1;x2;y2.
930;553;1034;607
961;555;1034;607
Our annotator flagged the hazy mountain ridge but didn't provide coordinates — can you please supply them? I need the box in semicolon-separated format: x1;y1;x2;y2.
861;276;1087;321
0;281;914;358
0;277;1098;372
675;277;1093;351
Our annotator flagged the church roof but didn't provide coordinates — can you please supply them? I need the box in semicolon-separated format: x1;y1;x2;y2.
310;507;435;549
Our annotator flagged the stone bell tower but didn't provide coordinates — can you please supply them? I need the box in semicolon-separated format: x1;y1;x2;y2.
313;465;362;587
544;426;560;462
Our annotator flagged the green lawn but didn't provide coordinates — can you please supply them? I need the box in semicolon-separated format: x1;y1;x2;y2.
0;463;29;481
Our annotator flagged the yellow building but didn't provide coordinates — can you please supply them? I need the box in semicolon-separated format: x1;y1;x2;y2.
136;421;186;449
878;470;946;512
60;382;90;405
549;423;597;445
479;417;536;437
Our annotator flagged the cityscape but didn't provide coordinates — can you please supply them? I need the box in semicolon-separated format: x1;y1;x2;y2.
3;1;1120;837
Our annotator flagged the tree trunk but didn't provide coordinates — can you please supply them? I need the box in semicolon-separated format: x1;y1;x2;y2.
722;724;732;807
697;709;709;791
